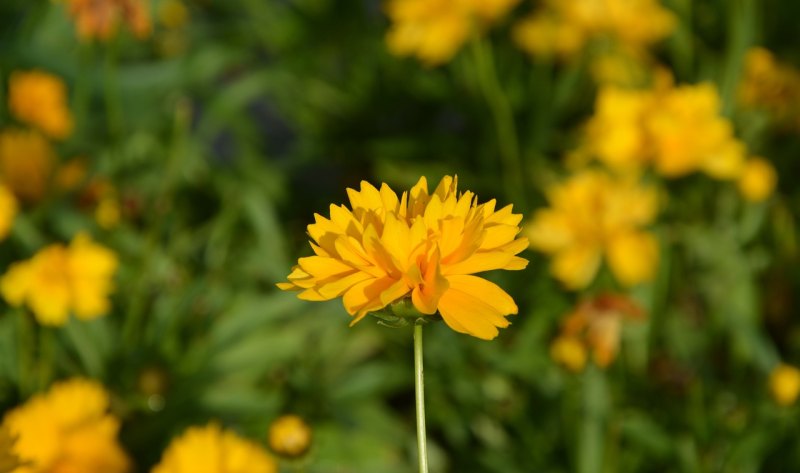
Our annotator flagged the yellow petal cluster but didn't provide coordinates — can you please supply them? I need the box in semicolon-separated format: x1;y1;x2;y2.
61;0;151;41
584;82;747;179
738;47;800;128
1;378;130;473
514;0;674;60
8;71;73;140
526;169;659;289
0;129;56;203
279;176;528;340
267;415;312;458
769;363;800;407
0;233;118;326
385;0;520;65
553;294;644;370
152;423;277;473
737;157;777;203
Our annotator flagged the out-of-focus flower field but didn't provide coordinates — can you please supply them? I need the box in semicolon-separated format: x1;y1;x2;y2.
1;0;799;471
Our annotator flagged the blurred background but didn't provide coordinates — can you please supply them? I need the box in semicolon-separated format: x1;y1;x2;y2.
1;0;799;471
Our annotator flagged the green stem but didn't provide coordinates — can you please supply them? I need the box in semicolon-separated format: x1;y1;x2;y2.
414;322;429;473
16;311;33;397
470;38;526;211
37;327;54;391
103;40;123;137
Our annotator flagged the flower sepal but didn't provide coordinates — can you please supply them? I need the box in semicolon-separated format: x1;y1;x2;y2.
371;298;439;329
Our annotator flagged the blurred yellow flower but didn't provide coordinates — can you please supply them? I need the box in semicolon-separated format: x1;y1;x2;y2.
585;87;652;170
0;129;56;203
0;233;118;326
158;0;188;29
279;176;528;340
8;71;74;140
61;0;151;41
646;83;745;179
738;157;777;202
582;82;747;180
559;293;644;368
385;0;519;65
550;335;587;372
739;47;800;127
0;185;18;242
1;378;130;473
526;169;659;289
514;0;674;60
512;13;584;59
769;363;800;407
55;158;88;193
152;423;277;473
268;415;312;458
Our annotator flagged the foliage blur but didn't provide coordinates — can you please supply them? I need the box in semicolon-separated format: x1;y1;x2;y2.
1;0;800;471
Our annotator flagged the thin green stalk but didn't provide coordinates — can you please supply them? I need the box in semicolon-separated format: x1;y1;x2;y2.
16;311;33;397
37;327;54;391
470;38;526;211
103;40;123;137
414;322;429;473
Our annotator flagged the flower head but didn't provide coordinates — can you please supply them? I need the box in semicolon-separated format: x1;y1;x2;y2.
8;71;73;140
1;233;118;326
152;423;277;473
385;0;519;65
268;415;312;459
279;176;528;340
738;47;800;127
527;169;659;289
559;293;644;368
738;157;777;203
514;0;674;61
582;82;747;180
61;0;151;41
1;378;130;473
0;129;56;203
769;363;800;407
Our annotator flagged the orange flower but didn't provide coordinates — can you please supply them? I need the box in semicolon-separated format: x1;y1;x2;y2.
279;176;528;340
558;293;644;368
8;71;73;140
0;129;56;203
62;0;151;41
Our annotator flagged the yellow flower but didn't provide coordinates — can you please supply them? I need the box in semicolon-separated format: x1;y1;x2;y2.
646;83;745;178
512;13;585;59
279;176;528;340
0;233;118;326
385;0;519;65
268;415;312;459
158;0;188;29
514;0;675;61
0;129;56;203
8;71;73;140
738;47;800;126
61;0;151;41
550;335;587;372
584;87;653;170
559;293;644;368
152;423;277;473
769;363;800;407
1;378;130;473
0;185;18;242
582;82;747;180
526;169;659;289
738;157;777;203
